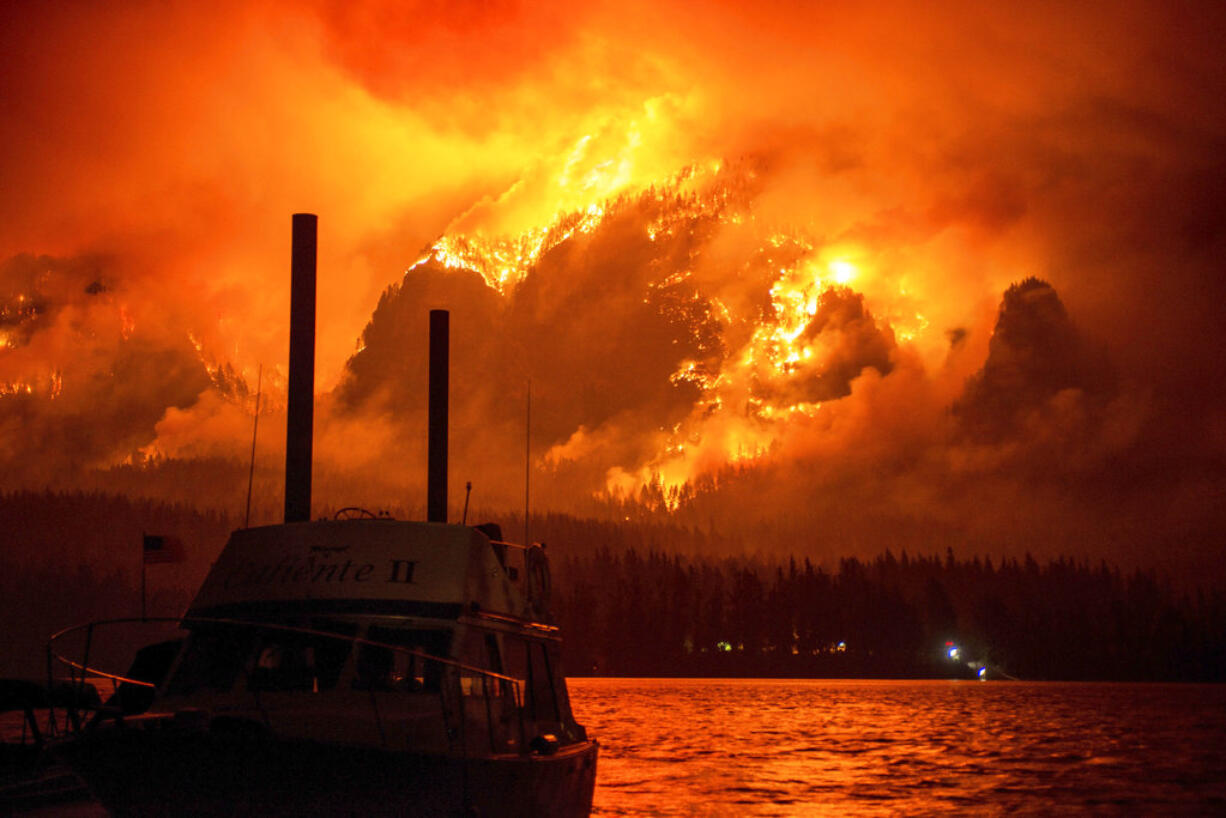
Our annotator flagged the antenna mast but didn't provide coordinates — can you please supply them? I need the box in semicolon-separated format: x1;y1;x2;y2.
244;364;262;528
524;379;531;547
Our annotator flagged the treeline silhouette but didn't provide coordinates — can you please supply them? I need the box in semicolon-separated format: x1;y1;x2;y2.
0;491;226;677
1;492;1222;681
551;548;1226;682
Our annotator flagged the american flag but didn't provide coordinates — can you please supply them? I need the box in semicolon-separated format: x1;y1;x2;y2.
142;534;182;564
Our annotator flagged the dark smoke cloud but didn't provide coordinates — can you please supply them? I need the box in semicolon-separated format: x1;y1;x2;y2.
0;253;110;347
0;253;211;482
955;278;1116;443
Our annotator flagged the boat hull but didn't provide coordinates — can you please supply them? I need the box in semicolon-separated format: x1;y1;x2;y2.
57;722;597;817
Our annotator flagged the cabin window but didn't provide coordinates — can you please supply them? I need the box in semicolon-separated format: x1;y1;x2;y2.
544;642;571;720
459;633;507;699
353;627;451;692
503;637;559;720
528;641;560;721
167;626;254;695
485;633;503;673
485;634;508;699
307;620;357;690
248;622;355;693
460;672;492;698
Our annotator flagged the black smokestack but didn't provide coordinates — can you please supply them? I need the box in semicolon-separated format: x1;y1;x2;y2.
284;213;316;523
427;309;449;523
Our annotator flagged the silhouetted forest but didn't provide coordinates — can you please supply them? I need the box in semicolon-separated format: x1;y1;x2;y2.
1;492;1223;681
0;491;227;677
551;548;1226;681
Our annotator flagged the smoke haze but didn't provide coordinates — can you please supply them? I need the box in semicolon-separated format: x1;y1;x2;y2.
1;0;1223;579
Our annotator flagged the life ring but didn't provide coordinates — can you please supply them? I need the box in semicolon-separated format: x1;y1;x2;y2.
525;545;551;617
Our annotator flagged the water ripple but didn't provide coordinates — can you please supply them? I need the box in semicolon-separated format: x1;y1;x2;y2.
571;678;1226;816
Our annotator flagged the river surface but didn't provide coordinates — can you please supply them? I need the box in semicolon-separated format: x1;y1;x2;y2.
567;678;1226;816
4;678;1224;815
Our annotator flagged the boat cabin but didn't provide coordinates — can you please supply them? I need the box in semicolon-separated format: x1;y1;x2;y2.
153;518;585;757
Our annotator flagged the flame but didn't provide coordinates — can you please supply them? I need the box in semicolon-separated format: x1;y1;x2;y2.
0;374;62;399
829;259;858;286
418;158;745;294
423;203;607;295
119;305;135;340
427;163;921;501
0;371;63;401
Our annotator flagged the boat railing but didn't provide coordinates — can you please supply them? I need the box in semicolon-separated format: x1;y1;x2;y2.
44;617;181;736
46;616;529;756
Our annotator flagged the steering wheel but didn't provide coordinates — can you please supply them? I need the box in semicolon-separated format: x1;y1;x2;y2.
334;507;378;520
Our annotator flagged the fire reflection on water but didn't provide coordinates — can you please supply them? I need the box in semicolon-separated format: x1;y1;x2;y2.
568;678;1226;816
4;679;1223;815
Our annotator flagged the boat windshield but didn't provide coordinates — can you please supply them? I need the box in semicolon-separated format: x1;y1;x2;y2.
165;620;357;696
249;621;356;693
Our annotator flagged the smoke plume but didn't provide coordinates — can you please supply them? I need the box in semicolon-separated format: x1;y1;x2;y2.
1;0;1223;579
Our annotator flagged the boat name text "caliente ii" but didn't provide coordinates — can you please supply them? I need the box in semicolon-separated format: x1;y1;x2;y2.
221;556;417;589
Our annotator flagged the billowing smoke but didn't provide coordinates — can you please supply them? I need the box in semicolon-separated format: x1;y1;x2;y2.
0;0;1223;578
767;287;895;405
0;253;210;482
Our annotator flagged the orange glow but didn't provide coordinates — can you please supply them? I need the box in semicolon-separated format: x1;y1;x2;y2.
829;260;857;286
0;0;1222;574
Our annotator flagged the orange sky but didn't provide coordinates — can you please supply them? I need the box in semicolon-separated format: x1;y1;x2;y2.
2;0;1224;575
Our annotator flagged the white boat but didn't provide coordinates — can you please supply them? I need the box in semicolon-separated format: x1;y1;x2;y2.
46;214;598;816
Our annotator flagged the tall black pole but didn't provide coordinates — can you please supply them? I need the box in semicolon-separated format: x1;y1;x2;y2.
525;380;531;547
427;310;449;523
284;213;316;523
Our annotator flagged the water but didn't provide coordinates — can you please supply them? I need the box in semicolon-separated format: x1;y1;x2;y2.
568;678;1226;816
6;680;1224;815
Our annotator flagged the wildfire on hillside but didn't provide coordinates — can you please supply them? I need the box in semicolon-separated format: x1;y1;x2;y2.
0;1;1223;572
